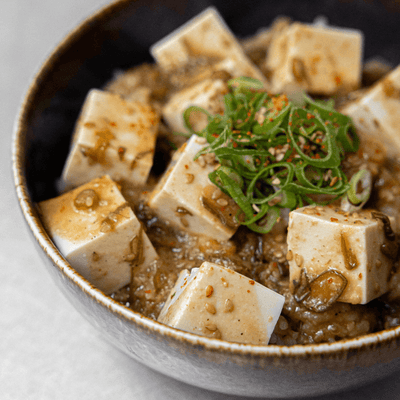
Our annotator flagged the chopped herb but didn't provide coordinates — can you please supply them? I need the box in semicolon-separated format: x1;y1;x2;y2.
183;77;369;233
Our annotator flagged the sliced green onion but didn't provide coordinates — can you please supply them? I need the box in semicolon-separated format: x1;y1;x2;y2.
183;106;212;136
184;77;361;233
341;169;372;211
227;76;265;91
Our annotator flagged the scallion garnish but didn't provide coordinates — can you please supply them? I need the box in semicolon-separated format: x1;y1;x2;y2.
183;77;370;233
341;169;372;212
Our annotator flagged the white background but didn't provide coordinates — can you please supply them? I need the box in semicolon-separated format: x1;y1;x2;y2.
2;1;400;399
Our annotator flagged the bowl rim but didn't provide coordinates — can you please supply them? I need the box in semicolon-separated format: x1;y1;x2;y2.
11;0;400;359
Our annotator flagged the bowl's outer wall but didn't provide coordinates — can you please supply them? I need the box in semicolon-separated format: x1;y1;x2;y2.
15;0;400;397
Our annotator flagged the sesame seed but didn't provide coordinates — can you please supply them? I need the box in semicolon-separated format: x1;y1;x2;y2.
185;173;194;184
217;198;228;206
205;303;216;314
294;254;303;267
211;188;222;200
224;299;234;313
205;323;218;331
272;178;281;185
206;285;214;297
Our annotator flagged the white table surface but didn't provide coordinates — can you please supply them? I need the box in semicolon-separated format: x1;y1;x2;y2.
2;1;400;399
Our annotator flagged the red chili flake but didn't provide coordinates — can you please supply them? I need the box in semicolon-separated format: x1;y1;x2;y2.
212;133;219;138
287;157;293;162
247;290;251;293
249;280;255;285
184;164;189;169
325;121;330;126
316;138;322;144
314;153;321;159
269;118;274;122
142;191;148;194
329;112;333;116
306;113;314;120
144;290;152;294
359;273;363;279
247;111;252;117
233;142;238;148
60;205;66;212
246;131;251;136
334;76;341;85
331;217;339;222
316;212;321;216
220;207;226;212
327;278;333;284
110;121;117;127
321;145;326;150
272;262;278;268
288;121;292;126
170;241;175;246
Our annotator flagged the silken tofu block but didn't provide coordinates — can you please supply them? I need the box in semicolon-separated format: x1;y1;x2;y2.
61;89;159;191
341;65;400;158
265;22;363;95
287;206;394;305
148;135;238;241
38;176;158;294
150;7;266;83
158;262;285;345
162;78;227;134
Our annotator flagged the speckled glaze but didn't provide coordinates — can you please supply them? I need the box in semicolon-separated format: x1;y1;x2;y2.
12;0;400;397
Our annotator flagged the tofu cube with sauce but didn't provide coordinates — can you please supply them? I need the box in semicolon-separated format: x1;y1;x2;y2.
148;135;239;241
38;175;158;294
265;22;363;95
150;7;266;83
341;65;400;158
287;206;395;306
61;89;159;191
162;78;227;134
158;262;285;345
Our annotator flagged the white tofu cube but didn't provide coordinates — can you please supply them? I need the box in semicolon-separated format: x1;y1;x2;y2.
341;65;400;158
162;78;227;134
158;262;285;345
265;22;363;95
150;7;266;82
61;89;159;191
287;206;395;305
148;135;238;241
38;176;158;294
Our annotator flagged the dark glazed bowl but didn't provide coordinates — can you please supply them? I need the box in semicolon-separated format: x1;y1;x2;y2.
12;0;400;397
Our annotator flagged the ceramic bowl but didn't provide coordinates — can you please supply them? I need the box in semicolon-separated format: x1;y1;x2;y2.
12;0;400;397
